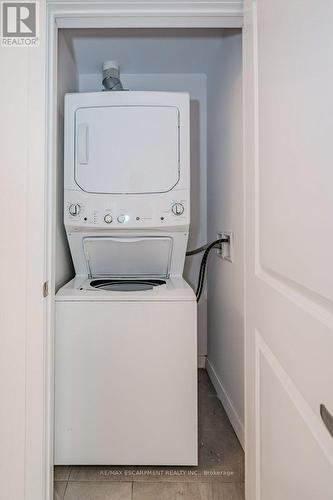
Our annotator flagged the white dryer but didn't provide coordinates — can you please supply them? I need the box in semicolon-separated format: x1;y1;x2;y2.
55;91;197;465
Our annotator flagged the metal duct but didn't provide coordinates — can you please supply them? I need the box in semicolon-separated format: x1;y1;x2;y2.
102;61;124;91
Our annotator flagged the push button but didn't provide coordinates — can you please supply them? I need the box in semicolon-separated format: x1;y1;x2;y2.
117;214;129;223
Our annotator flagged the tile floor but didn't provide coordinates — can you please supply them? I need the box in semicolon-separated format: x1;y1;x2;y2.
54;369;244;500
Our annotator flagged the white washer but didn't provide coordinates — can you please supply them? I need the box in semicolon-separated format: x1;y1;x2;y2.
55;276;197;465
55;91;197;465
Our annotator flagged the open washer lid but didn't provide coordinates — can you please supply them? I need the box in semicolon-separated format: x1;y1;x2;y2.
83;236;173;278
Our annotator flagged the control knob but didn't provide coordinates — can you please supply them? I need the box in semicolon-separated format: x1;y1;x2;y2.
69;203;81;216
104;214;113;224
172;203;185;216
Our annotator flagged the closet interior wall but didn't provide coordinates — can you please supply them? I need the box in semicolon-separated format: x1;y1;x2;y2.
206;30;244;445
55;31;77;290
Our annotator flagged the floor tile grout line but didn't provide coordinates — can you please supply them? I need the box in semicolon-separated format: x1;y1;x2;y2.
62;479;69;500
64;467;72;499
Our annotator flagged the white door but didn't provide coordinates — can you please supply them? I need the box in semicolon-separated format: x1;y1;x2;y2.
244;1;333;499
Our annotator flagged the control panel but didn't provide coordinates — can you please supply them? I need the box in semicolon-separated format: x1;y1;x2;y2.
64;190;189;230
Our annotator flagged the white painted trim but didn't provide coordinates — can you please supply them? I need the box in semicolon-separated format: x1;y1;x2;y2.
47;1;243;15
206;358;245;448
44;8;59;500
45;8;60;500
242;0;256;498
56;16;242;28
252;4;260;499
48;1;243;28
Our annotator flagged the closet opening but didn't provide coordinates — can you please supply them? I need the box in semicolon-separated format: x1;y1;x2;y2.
53;27;244;500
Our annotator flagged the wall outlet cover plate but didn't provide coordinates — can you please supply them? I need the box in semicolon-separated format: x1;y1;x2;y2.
217;231;234;262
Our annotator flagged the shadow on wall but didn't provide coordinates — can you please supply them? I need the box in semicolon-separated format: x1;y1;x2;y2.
184;98;201;289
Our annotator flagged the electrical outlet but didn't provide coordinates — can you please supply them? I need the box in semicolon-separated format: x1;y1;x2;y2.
217;231;234;262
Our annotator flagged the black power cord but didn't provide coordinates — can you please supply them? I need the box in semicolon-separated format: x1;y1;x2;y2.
186;237;229;302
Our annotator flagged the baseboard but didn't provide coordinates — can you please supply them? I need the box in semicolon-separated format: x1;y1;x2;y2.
198;355;206;369
206;358;244;449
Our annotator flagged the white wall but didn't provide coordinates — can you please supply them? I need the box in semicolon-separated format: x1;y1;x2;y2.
55;32;78;290
206;30;244;445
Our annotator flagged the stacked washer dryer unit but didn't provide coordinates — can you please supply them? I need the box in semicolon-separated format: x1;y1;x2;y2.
55;91;198;466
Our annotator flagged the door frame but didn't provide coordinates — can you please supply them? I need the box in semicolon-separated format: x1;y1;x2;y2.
45;2;244;499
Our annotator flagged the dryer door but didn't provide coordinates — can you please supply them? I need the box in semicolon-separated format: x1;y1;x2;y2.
75;105;180;194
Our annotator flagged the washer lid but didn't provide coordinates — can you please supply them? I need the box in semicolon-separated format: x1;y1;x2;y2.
75;105;180;194
83;236;173;278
